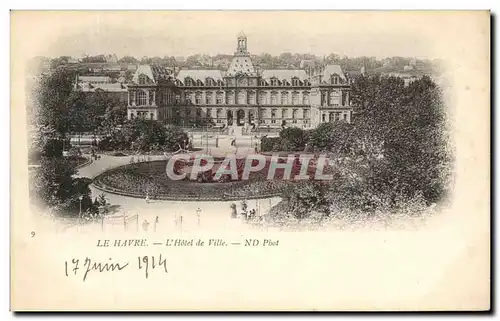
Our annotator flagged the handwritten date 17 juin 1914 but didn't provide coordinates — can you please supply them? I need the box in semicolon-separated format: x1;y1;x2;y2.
64;255;168;282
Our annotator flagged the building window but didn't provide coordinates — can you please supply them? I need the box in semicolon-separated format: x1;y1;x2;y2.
137;91;147;105
303;109;309;119
292;120;297;124
206;93;213;105
216;93;223;104
185;93;192;104
195;93;202;105
259;92;266;105
216;108;222;118
206;78;213;86
138;75;147;85
322;92;327;105
271;120;276;124
196;108;201;117
292;109;298;119
292;78;300;86
227;92;234;104
292;93;299;105
331;76;339;84
150;113;154;119
330;91;341;106
206;108;212;118
302;93;309;105
271;93;277;105
175;93;181;104
270;78;278;86
281;93;288;105
237;92;245;104
186;109;192;116
322;114;326;122
343;113;348;121
248;92;255;105
185;78;193;86
271;109;277;119
282;109;287;119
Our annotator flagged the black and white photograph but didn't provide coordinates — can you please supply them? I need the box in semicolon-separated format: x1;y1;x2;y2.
10;10;490;311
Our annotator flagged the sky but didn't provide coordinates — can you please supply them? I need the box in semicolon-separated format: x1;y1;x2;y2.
13;11;467;61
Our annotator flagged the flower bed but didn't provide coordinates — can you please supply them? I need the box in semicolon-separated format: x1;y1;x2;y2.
91;158;326;201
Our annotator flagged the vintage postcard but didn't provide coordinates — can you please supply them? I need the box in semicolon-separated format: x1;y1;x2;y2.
10;11;490;311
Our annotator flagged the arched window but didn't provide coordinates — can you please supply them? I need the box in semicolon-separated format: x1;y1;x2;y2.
137;91;147;105
331;75;339;85
227;92;235;104
260;108;267;119
248;91;255;105
138;75;147;85
259;92;267;105
271;92;277;105
206;78;213;86
196;108;202;117
270;78;278;86
195;92;202;105
330;91;341;106
237;92;245;105
282;109;287;119
205;92;213;105
303;109;310;119
292;92;299;105
292;78;300;86
281;92;288;105
271;109;277;118
302;92;309;105
292;109;298;119
216;92;224;105
206;108;212;118
216;108;222;118
185;77;193;86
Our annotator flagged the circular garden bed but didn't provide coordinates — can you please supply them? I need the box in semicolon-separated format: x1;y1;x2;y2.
92;156;332;201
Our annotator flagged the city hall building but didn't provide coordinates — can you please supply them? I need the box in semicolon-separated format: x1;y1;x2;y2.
127;32;354;129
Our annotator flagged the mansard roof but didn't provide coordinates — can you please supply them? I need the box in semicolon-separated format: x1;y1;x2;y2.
322;65;347;81
177;69;224;83
132;65;174;83
261;69;308;81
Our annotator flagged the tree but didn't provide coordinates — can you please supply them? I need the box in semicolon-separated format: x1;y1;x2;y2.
118;56;139;64
279;127;308;152
281;181;330;220
33;68;77;135
307;122;354;155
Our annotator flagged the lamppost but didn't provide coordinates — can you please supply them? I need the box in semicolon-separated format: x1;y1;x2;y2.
78;195;83;219
196;207;201;226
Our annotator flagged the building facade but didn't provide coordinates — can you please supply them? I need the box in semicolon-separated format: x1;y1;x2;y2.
127;32;354;128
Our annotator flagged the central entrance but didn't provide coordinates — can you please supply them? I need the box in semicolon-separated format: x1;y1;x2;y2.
227;110;233;126
236;109;245;126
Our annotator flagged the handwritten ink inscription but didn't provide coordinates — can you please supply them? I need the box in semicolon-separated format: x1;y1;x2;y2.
64;255;167;281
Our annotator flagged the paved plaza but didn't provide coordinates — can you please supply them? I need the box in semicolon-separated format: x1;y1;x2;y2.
74;135;282;234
